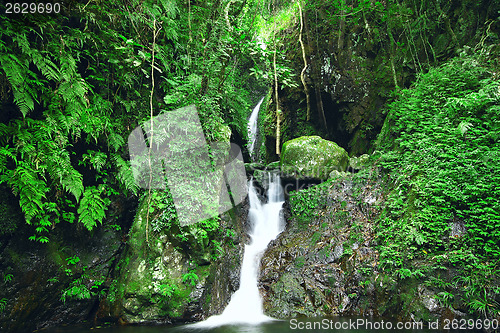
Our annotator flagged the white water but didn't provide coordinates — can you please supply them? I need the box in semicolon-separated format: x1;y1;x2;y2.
192;96;283;328
247;97;265;159
194;173;285;327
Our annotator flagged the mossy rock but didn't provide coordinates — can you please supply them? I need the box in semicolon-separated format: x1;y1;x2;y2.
348;154;370;171
266;161;280;170
329;170;350;179
280;136;349;180
245;162;265;173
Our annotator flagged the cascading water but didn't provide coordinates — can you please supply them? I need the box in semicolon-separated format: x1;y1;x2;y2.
247;97;265;161
193;98;284;328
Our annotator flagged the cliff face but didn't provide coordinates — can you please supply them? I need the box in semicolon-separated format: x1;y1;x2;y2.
258;170;474;325
0;191;136;332
263;0;500;159
0;190;249;332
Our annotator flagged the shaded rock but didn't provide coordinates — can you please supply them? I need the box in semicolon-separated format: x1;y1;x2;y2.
245;162;265;175
280;136;349;180
99;192;248;325
259;172;479;324
0;192;136;333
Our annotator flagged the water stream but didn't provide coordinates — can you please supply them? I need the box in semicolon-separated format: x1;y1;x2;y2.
194;173;284;328
193;97;284;327
247;97;265;161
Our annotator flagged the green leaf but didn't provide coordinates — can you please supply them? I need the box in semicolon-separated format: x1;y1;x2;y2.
77;187;109;231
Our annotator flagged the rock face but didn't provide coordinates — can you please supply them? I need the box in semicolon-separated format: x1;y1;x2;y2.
263;0;500;159
258;172;471;324
95;195;248;325
280;136;349;180
0;190;136;332
259;174;382;318
0;185;249;331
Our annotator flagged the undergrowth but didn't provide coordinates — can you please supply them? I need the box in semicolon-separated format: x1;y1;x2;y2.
375;52;500;320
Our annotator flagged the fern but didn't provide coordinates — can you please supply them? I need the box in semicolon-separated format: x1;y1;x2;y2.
112;154;138;195
77;186;110;231
46;146;84;202
9;161;48;223
0;123;12;144
0;54;36;117
108;130;125;152
82;150;107;172
0;146;16;171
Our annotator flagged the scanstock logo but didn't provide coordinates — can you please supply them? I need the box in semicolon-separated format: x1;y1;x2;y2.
128;105;247;226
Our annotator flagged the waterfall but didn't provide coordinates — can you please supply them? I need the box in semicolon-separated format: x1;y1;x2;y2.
194;174;284;327
192;98;284;328
247;97;265;160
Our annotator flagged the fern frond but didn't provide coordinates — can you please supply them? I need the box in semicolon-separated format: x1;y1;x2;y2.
82;150;107;171
0;146;16;183
112;154;138;195
10;161;48;223
0;146;16;163
77;186;109;231
0;123;12;142
45;147;84;201
108;131;124;152
0;54;35;117
31;51;60;82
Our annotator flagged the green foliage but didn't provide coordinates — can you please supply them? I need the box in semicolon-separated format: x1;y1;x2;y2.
78;187;111;231
375;54;500;319
3;273;13;284
0;0;271;240
295;256;306;268
376;55;500;258
289;181;331;228
159;283;177;297
182;272;199;286
66;255;80;266
0;298;7;313
60;255;106;303
147;189;223;262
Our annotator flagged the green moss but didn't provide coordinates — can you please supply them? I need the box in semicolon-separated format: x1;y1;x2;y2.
281;136;349;179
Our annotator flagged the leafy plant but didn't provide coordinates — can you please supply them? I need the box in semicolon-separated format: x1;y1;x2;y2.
159;283;177;297
375;54;500;320
78;187;110;231
182;272;199;286
3;274;13;284
0;298;7;313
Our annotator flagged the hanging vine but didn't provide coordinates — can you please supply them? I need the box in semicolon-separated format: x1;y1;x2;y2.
146;16;162;244
298;0;310;122
273;4;280;156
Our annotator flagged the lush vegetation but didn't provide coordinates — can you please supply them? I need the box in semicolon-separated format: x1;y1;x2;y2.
0;0;499;328
0;0;271;242
375;52;500;319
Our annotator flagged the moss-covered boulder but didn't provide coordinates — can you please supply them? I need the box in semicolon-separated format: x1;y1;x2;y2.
348;154;370;171
280;136;349;180
99;191;248;325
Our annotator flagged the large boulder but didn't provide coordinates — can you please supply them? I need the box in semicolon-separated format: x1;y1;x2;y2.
280;136;349;180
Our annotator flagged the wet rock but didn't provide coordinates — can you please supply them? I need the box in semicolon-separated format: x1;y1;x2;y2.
245;162;265;175
0;193;136;332
99;192;248;325
259;172;480;324
260;174;382;318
